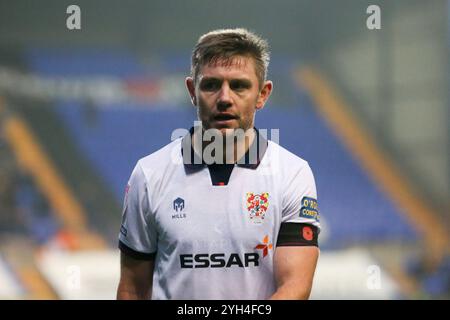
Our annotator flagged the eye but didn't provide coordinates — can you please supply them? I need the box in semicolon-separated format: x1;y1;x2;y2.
230;80;251;91
200;79;220;91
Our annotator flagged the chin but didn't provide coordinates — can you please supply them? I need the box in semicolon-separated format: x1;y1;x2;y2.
217;127;236;136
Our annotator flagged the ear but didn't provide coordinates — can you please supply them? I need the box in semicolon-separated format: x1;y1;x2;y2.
255;80;273;110
185;77;197;106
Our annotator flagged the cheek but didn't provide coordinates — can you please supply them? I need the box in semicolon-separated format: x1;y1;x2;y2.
245;96;258;115
197;96;213;119
239;102;257;128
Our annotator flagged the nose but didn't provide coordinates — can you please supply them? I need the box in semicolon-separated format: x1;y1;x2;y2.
217;83;232;110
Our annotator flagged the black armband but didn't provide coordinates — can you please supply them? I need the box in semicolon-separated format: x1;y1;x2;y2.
118;240;156;260
276;223;319;247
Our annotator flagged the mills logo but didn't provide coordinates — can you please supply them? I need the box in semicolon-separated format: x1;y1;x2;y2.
173;197;185;212
172;197;186;219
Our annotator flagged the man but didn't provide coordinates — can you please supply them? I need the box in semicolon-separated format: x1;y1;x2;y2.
117;28;320;300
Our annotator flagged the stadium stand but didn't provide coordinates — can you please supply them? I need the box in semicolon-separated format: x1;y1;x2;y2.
2;47;447;299
24;49;418;249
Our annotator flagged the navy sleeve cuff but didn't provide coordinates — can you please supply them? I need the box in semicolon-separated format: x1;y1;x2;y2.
118;240;156;260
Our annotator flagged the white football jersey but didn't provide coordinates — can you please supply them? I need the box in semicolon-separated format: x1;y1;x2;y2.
119;130;320;299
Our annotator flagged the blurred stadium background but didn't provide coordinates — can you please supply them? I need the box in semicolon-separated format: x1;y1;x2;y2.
0;0;449;299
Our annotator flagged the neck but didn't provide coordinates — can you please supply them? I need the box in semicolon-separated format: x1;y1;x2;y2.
224;128;255;164
192;127;256;164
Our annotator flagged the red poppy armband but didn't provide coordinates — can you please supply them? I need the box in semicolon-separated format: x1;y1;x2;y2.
276;223;319;247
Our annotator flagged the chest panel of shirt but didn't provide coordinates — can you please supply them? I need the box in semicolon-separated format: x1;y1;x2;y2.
153;165;282;255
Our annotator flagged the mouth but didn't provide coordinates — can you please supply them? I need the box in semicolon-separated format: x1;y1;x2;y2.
213;113;238;123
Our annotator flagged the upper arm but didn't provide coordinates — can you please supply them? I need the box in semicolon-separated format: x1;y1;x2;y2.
117;161;158;299
272;162;321;299
117;251;155;299
272;246;319;300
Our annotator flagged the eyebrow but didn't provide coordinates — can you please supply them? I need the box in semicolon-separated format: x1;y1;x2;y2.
199;77;220;83
199;76;252;84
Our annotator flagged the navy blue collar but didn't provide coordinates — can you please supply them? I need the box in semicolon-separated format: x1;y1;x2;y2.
181;127;268;170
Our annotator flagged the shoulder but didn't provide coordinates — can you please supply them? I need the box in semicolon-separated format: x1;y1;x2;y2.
266;140;311;174
133;138;182;181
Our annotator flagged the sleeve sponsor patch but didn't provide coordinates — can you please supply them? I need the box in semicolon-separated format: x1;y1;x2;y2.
300;196;320;222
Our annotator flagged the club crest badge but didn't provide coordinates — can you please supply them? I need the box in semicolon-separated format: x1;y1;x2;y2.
246;192;269;224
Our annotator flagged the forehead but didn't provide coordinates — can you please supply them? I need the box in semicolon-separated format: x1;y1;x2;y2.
198;56;258;81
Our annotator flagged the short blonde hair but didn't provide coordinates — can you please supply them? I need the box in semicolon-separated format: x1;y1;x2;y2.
191;28;270;88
